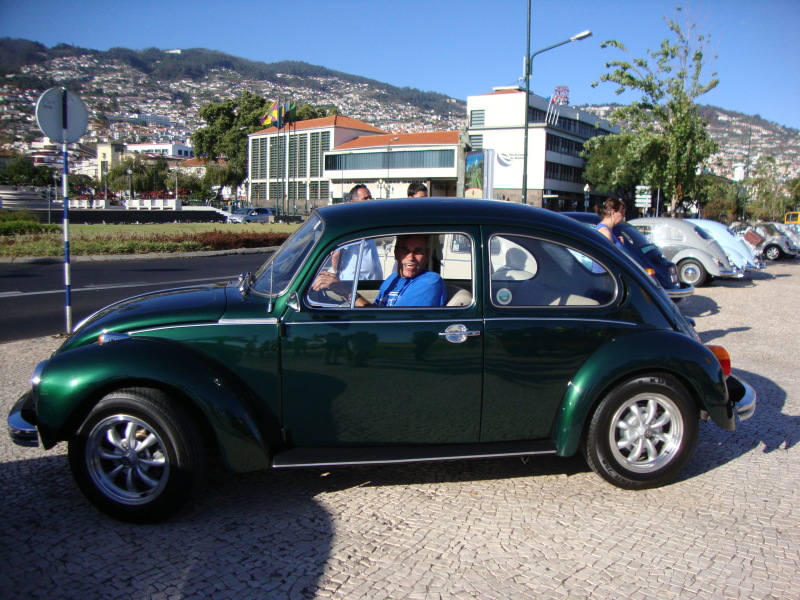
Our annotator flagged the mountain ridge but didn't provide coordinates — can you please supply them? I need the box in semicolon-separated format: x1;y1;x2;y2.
0;38;797;178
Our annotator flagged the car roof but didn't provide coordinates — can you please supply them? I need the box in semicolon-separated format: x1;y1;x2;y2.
316;198;585;236
629;217;696;231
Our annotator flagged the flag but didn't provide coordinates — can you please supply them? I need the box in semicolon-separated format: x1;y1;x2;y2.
283;100;297;125
261;100;278;126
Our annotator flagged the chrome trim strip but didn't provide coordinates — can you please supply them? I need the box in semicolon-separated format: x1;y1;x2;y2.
288;318;484;327
132;319;280;335
273;448;558;468
484;316;638;327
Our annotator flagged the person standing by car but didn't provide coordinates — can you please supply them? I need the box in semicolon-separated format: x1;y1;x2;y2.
407;182;428;198
347;184;374;203
334;184;383;281
595;197;626;247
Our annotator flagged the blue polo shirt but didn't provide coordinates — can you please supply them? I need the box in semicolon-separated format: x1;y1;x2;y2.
374;271;447;307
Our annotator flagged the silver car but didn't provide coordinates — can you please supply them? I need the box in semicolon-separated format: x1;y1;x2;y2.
731;223;799;261
629;217;741;287
226;207;276;224
686;219;765;273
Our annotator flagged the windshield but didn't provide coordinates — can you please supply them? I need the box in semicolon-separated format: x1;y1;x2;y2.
251;214;323;296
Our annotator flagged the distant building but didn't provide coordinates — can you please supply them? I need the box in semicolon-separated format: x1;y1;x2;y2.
466;86;617;210
247;115;386;213
325;130;464;201
126;141;194;158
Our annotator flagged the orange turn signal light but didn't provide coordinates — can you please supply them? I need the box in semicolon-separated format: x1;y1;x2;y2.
706;345;731;377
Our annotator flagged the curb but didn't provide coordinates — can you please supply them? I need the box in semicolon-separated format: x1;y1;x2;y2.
0;246;279;264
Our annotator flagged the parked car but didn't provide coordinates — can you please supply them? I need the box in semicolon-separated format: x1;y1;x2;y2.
629;217;741;286
227;207;276;223
731;222;799;261
686;219;765;274
563;212;694;301
770;222;800;251
9;199;755;522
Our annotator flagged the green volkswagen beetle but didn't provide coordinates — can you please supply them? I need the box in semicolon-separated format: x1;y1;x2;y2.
8;199;756;522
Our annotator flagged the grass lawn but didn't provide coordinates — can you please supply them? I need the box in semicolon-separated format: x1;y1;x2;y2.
1;221;300;258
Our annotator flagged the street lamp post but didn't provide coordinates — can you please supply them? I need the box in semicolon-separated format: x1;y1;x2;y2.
386;136;400;198
521;21;592;205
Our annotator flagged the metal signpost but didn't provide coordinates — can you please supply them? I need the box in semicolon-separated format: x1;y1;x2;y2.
35;87;89;334
635;185;652;215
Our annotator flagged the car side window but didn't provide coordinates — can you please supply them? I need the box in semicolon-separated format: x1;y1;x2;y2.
306;233;474;309
490;235;615;307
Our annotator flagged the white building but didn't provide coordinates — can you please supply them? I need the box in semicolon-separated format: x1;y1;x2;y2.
324;130;464;201
126;141;194;158
466;86;617;210
248;115;386;214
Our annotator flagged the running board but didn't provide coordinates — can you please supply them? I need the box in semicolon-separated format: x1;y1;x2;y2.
272;440;557;468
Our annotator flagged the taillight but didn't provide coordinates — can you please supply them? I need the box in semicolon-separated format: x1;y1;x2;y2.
706;345;731;376
645;268;657;278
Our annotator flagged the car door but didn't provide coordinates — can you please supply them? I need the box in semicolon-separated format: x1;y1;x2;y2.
280;228;484;447
481;229;621;442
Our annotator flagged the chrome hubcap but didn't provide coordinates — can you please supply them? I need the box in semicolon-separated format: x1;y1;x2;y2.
609;393;683;473
86;415;169;505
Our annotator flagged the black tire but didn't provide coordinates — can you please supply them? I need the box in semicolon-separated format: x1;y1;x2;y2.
677;258;707;287
68;388;205;523
582;374;698;490
763;245;782;261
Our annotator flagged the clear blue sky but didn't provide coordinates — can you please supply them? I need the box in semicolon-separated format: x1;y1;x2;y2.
1;0;798;129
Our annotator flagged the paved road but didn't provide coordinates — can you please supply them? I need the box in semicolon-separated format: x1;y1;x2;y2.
0;250;273;343
1;261;798;599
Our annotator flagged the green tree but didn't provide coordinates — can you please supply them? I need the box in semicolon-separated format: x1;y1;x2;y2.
582;133;662;201
590;7;719;214
694;174;739;222
191;91;270;190
0;154;54;186
745;155;791;221
786;176;800;212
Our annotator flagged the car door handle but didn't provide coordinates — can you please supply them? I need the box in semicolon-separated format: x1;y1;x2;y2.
439;324;481;344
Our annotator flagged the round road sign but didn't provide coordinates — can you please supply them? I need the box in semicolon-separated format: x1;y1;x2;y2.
35;87;88;144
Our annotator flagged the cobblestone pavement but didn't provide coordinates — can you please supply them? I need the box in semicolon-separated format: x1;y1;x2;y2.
2;261;798;600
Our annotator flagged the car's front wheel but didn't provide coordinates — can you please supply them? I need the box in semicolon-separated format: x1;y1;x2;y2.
677;258;707;286
583;374;698;490
763;244;782;261
68;388;204;523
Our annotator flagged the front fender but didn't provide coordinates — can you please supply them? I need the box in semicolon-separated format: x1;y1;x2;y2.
553;330;729;456
36;337;276;473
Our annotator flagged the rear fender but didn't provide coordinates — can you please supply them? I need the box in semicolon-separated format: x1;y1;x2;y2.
36;337;277;472
672;248;722;275
553;330;730;456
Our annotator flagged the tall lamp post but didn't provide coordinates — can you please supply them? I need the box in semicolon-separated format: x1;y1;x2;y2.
521;22;592;204
385;136;400;198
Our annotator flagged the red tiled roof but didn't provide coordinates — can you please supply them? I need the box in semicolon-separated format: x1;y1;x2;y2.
179;157;225;167
482;88;524;96
252;115;387;135
336;131;460;150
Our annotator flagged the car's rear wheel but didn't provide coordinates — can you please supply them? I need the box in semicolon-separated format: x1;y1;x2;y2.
68;388;204;523
583;374;698;490
763;244;782;261
677;259;707;286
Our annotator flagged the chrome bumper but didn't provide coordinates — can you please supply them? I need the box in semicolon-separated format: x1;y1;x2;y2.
727;374;756;421
717;267;742;278
666;282;695;300
7;390;39;447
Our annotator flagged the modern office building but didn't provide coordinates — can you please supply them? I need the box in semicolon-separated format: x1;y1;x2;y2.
248;115;386;213
325;130;465;201
466;86;617;210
